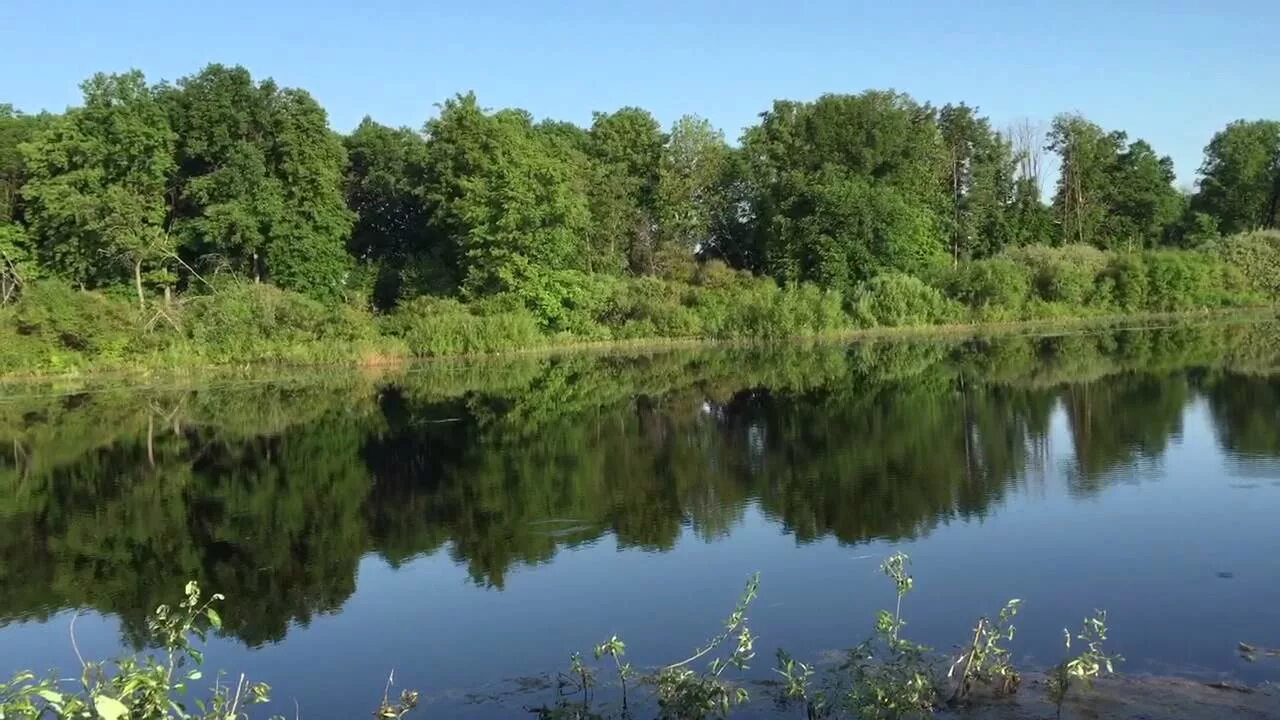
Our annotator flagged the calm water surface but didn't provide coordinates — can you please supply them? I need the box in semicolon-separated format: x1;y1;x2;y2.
2;320;1279;717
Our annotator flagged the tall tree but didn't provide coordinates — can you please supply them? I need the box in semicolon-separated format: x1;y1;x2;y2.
419;92;492;290
586;107;665;275
263;88;354;300
1047;114;1125;248
938;104;1019;261
421;96;591;305
744;91;948;290
1008;119;1054;246
1110;139;1183;248
164;64;282;285
21;71;175;306
166;64;352;301
1193;120;1280;234
1048;114;1181;249
343;118;433;307
0;106;50;301
655;115;729;276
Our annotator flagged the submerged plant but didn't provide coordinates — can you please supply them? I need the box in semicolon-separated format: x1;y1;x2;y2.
947;598;1022;703
773;649;824;719
1047;610;1121;719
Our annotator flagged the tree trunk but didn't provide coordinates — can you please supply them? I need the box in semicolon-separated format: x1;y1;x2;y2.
134;259;146;310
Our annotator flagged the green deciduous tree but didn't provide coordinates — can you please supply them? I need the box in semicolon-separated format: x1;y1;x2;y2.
263;89;354;301
343;118;435;307
21;71;175;306
1048;114;1181;249
1193;119;1280;234
938;104;1020;261
587;107;665;275
1110;140;1184;248
166;64;352;302
655;115;730;277
1048;114;1125;248
422;97;591;313
745;92;948;291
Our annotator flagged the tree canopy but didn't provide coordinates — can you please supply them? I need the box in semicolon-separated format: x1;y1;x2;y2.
1;61;1276;321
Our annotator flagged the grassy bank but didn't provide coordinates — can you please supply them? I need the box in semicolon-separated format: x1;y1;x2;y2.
2;237;1278;379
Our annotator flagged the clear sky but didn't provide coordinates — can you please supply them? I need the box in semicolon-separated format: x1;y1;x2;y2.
3;0;1278;186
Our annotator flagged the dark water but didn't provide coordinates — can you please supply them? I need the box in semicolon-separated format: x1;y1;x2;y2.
2;320;1279;717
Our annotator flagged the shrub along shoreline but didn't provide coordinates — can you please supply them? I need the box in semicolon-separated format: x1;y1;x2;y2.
1;234;1278;379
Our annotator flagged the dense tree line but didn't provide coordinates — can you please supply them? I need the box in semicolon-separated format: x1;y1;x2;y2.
2;63;1279;324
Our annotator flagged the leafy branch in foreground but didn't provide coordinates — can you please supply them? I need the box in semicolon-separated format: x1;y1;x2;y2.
651;572;759;720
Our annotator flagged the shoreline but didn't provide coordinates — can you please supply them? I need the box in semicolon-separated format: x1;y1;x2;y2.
0;307;1274;389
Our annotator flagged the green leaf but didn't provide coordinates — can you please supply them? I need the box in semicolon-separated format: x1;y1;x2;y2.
94;694;129;720
205;608;222;630
36;689;64;704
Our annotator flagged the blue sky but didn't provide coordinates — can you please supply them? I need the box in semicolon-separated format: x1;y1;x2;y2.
3;0;1278;186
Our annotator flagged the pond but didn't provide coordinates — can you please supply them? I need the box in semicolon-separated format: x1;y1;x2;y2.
1;319;1279;718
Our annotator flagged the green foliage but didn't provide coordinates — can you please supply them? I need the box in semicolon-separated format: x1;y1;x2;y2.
853;274;959;327
746;92;948;291
383;295;542;357
21;71;176;303
167;65;353;302
443;103;592;303
1142;251;1247;311
947;600;1022;704
652;573;759;720
1097;254;1149;312
1003;245;1108;305
180;281;386;363
343;118;436;306
8;281;149;365
938;104;1021;261
1;66;1279;373
0;581;274;720
1192;120;1280;234
1217;230;1280;299
1047;611;1122;719
655;116;730;277
840;553;937;719
1;581;419;720
937;258;1032;315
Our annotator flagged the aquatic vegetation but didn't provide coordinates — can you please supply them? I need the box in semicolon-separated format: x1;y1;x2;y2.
840;553;939;719
1047;611;1123;719
0;582;417;720
946;599;1022;703
532;554;1122;720
0;581;274;720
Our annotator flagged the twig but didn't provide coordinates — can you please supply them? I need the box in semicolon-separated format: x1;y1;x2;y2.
69;611;87;670
228;673;245;718
166;251;217;294
382;669;396;708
